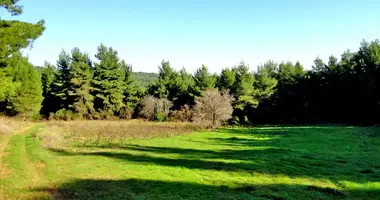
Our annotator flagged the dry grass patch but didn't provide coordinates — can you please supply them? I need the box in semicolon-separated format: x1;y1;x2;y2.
0;117;30;135
38;120;202;147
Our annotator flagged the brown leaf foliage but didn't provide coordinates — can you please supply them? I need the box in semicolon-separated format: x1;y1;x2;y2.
192;89;233;130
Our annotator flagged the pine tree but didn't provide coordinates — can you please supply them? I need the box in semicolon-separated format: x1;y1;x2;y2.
173;67;195;107
193;64;216;95
0;1;45;64
217;68;236;91
233;62;257;107
40;62;59;117
232;61;258;123
4;53;43;119
54;50;71;110
148;60;179;100
256;61;278;100
0;0;45;113
68;48;95;118
92;44;126;118
0;0;23;15
122;62;141;119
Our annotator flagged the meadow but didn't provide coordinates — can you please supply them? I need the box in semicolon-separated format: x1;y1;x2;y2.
0;119;379;200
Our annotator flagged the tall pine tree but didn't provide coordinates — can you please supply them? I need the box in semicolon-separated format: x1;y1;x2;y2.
122;62;141;119
68;48;95;118
4;53;43;119
40;62;59;117
92;44;126;118
193;64;216;96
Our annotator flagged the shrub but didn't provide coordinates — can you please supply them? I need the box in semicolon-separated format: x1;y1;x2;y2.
193;89;233;131
139;96;172;121
170;105;193;122
139;95;156;120
50;109;76;121
155;112;165;122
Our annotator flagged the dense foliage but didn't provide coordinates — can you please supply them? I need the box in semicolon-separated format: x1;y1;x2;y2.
0;0;44;119
1;1;379;125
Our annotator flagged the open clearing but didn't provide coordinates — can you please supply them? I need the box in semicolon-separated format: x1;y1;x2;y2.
0;122;379;200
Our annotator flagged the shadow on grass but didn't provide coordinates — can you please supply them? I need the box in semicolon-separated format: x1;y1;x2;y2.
32;178;379;200
48;144;380;183
47;126;380;189
49;147;270;172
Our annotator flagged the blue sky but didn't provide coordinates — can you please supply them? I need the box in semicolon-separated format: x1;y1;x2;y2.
2;0;380;73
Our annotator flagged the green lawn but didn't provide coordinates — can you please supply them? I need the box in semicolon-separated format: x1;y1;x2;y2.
1;124;380;199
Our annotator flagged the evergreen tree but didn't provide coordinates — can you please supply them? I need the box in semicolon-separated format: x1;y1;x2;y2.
0;0;45;114
193;64;216;95
0;1;45;64
40;62;59;117
0;0;23;15
312;57;326;72
148;60;179;100
68;48;95;118
232;62;258;123
4;53;43;119
256;61;278;100
274;61;306;122
54;50;71;110
173;67;195;107
122;62;141;118
92;44;126;118
217;68;236;91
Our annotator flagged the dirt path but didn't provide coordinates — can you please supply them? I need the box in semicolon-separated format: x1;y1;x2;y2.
0;124;35;178
0;123;51;199
22;125;47;187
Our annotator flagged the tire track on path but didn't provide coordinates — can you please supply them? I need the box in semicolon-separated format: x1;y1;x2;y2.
0;124;34;178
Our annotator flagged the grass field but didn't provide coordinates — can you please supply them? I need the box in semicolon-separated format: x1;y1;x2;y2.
0;121;379;199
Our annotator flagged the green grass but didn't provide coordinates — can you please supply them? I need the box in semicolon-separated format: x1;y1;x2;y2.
1;124;380;199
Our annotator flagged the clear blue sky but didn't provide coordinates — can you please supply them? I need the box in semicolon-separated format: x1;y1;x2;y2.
2;0;380;73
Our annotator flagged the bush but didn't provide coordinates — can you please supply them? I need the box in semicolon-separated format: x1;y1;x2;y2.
170;105;193;122
50;109;76;121
139;96;172;121
155;112;166;122
139;96;156;120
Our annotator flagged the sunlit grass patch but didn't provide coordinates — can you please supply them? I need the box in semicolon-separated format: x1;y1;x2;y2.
2;123;380;199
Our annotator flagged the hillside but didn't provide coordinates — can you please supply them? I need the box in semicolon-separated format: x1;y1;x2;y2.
132;72;158;88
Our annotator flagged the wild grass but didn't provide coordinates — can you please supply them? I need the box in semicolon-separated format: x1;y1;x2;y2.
38;120;202;148
0;117;29;135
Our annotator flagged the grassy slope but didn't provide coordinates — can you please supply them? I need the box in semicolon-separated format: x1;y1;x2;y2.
132;72;158;88
1;125;380;199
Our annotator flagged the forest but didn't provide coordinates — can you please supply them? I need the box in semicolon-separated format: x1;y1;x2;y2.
1;0;380;126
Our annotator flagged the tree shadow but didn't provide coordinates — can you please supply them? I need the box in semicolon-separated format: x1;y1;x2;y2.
216;126;354;136
32;178;379;200
48;144;380;183
48;148;269;172
47;126;379;188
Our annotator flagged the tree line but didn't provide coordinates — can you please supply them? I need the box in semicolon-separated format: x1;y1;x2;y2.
1;1;379;125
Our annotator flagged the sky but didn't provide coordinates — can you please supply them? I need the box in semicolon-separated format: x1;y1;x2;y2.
2;0;380;73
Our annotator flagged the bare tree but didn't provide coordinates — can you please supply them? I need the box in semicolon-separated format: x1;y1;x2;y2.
139;95;156;120
193;89;233;131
